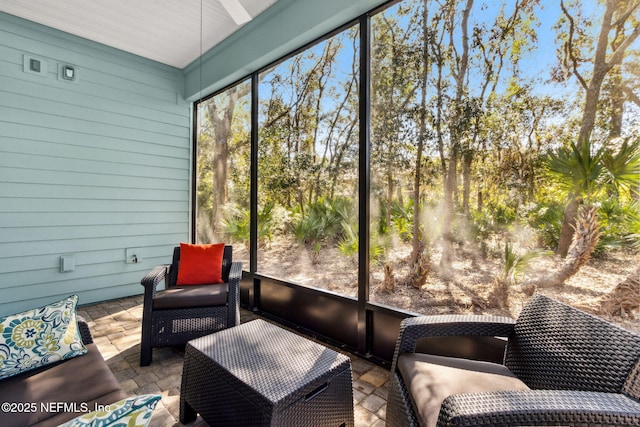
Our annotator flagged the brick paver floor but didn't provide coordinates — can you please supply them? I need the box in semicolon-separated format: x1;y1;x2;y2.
78;295;389;427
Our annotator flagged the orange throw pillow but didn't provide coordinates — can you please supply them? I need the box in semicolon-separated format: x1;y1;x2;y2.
176;243;225;285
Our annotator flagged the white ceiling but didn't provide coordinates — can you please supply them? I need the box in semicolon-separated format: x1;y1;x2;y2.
0;0;278;69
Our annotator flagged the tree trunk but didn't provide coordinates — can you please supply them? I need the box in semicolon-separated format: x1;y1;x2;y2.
410;0;429;266
462;150;473;217
557;196;580;257
440;153;457;271
522;205;600;291
206;86;248;241
440;0;473;272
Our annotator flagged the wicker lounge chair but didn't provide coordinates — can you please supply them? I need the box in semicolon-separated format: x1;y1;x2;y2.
386;293;640;427
139;245;242;366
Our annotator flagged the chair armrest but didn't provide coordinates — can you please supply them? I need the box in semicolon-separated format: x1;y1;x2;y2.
141;264;171;296
76;315;93;345
228;261;243;284
439;389;640;426
391;314;515;371
227;261;242;327
227;261;242;300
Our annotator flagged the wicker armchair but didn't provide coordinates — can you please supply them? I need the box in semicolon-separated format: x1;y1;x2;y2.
139;245;242;366
387;293;640;427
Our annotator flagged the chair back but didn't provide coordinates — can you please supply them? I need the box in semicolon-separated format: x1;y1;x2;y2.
166;245;233;288
505;293;640;397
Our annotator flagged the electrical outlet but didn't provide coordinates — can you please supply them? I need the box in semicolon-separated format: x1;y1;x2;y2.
125;248;142;264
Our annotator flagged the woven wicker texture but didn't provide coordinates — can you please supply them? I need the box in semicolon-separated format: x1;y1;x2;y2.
180;319;354;426
624;360;640;399
438;390;640;427
76;316;93;345
139;245;241;366
386;293;640;427
390;314;515;372
387;372;421;427
505;293;640;394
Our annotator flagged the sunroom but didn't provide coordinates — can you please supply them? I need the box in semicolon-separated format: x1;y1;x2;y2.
1;0;639;426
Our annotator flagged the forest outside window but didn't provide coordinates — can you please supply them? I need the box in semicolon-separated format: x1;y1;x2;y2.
256;25;360;297
195;0;640;326
195;79;251;270
367;0;640;319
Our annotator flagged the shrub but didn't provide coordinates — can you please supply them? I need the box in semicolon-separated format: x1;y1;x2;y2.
222;202;275;247
337;221;385;264
526;202;564;249
292;197;354;244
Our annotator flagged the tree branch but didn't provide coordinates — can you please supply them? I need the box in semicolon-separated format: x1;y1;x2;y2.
622;85;640;107
612;0;640;27
607;22;640;68
560;0;588;90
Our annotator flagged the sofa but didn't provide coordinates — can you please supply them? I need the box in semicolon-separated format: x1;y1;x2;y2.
387;293;640;427
0;300;128;427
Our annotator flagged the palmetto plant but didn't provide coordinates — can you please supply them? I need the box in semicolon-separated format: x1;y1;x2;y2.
545;140;604;204
521;138;639;290
492;241;551;308
547;136;640;218
222;202;275;248
501;242;551;285
601;138;640;198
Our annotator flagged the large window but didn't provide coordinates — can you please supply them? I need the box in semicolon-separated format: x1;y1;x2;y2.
256;26;360;297
368;0;640;319
195;79;251;269
195;0;639;331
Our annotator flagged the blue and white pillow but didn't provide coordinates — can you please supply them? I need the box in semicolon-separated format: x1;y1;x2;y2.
0;295;87;380
57;394;161;427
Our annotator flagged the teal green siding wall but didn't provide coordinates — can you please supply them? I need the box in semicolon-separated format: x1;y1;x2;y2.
0;12;190;315
184;0;387;100
0;0;386;316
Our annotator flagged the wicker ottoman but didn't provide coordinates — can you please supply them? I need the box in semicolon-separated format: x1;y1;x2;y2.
180;319;354;426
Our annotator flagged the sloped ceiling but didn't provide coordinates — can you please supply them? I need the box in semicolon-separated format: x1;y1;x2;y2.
0;0;278;68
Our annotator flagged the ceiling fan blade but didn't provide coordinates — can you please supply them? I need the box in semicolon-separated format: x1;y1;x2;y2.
219;0;252;25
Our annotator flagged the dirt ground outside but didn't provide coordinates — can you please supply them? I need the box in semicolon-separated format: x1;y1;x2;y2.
236;238;640;334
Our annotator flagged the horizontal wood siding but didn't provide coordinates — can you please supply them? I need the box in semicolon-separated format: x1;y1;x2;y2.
0;12;191;316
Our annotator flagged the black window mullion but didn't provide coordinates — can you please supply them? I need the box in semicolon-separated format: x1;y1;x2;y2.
358;13;371;356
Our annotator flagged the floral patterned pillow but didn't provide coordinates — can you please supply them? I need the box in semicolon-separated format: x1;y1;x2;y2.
58;394;161;427
0;295;87;380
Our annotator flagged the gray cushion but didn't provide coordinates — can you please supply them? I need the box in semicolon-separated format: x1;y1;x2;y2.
153;283;228;309
398;353;530;427
0;343;127;427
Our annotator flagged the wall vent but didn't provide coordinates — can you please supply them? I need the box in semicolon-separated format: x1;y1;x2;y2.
23;54;48;77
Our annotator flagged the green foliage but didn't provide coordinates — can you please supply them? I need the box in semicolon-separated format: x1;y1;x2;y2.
623;203;640;251
501;241;551;284
471;203;517;241
337;221;359;258
544;140;604;201
545;137;639;203
540;137;640;252
292;197;354;246
337;221;385;264
596;199;640;252
222;203;275;247
222;206;250;243
391;200;413;242
377;199;414;241
601;137;640;197
525;202;564;249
